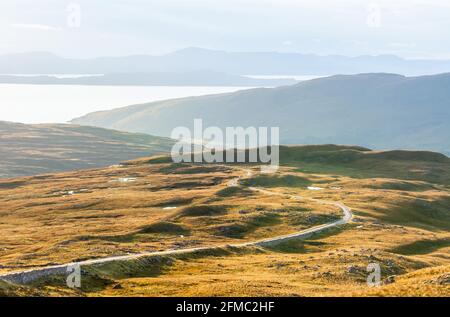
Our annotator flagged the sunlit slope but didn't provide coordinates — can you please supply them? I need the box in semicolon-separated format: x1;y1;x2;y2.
0;145;448;296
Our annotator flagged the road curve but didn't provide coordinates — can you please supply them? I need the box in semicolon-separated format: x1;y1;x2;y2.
0;169;352;285
241;187;352;247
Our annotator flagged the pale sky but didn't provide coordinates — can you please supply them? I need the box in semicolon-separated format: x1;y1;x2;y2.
1;0;450;59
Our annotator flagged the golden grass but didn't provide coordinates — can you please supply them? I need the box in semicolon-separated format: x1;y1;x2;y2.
0;155;449;297
0;164;339;273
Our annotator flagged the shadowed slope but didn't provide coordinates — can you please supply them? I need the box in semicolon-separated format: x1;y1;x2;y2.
0;121;174;178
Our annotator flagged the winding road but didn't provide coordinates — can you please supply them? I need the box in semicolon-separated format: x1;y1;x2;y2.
0;168;352;285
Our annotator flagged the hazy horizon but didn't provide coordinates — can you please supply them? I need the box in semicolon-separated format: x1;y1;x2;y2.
3;47;450;61
2;0;450;60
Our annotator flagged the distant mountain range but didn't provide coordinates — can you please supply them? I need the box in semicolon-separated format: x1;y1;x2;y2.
0;121;174;178
0;71;295;87
72;73;450;156
2;48;450;76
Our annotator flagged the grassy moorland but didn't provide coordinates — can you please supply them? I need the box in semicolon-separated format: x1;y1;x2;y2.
0;121;174;178
0;145;449;296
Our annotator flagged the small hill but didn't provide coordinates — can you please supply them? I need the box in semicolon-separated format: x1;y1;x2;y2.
279;145;450;165
0;121;174;178
137;145;450;184
127;144;450;183
279;145;450;184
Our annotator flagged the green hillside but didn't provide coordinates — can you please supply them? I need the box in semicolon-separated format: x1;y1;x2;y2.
277;145;450;184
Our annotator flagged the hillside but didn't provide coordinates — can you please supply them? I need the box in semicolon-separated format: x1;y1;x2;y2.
0;145;448;296
72;73;450;156
0;121;174;178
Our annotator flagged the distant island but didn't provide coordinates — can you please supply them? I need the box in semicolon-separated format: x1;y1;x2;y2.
0;71;296;87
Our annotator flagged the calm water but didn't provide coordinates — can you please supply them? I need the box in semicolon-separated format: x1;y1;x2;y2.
245;74;327;81
0;84;253;124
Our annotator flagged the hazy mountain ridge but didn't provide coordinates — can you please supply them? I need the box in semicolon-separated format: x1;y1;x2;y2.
0;121;174;178
72;73;450;156
0;71;295;87
3;48;450;76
